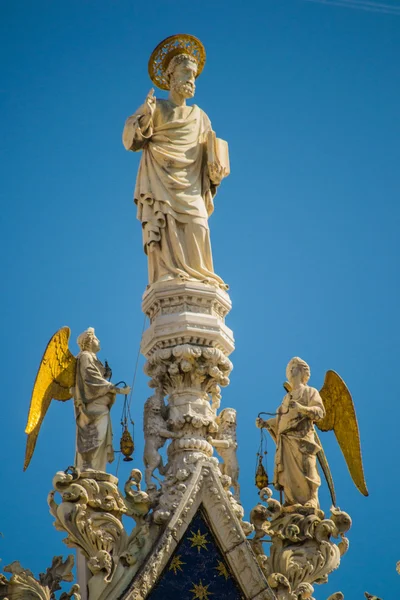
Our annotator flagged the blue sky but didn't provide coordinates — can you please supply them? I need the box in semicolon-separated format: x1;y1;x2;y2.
1;1;399;598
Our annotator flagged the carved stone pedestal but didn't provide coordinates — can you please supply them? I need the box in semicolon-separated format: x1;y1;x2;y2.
48;467;154;600
250;489;352;600
48;469;128;583
141;280;234;357
140;281;237;510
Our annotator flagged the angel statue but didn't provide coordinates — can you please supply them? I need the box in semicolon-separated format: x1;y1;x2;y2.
256;357;368;509
122;34;229;289
24;327;130;472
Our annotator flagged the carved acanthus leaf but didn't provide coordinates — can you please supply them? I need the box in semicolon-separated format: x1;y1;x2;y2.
47;466;154;597
144;344;232;399
0;557;78;600
250;488;352;596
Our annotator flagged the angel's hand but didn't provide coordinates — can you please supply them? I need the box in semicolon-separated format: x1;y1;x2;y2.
115;385;131;395
256;417;267;429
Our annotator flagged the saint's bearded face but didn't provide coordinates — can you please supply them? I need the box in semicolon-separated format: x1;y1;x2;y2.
170;60;197;98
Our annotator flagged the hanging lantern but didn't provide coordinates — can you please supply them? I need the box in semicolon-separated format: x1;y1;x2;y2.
120;425;134;462
255;412;270;491
116;380;135;463
255;454;269;490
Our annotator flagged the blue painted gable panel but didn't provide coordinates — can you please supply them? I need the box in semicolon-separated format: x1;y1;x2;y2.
148;508;245;599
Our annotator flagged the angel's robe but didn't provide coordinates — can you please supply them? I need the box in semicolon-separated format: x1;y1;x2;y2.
267;385;325;507
74;351;115;471
122;99;226;288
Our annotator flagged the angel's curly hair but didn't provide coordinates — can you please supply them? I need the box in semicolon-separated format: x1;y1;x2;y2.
218;407;237;422
286;357;311;383
77;327;95;351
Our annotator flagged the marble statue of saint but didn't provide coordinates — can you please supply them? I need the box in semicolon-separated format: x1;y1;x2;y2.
257;358;325;508
24;326;130;472
256;357;369;509
122;35;228;288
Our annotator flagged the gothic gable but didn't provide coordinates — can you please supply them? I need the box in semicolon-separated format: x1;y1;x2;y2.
148;508;244;599
120;462;275;600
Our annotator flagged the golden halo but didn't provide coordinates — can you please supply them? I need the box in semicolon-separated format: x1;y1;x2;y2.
148;34;206;91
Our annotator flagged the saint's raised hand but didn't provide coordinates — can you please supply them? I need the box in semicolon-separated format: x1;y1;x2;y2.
145;88;156;116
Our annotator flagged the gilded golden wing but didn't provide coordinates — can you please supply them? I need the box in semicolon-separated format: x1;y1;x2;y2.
317;370;368;496
24;326;77;471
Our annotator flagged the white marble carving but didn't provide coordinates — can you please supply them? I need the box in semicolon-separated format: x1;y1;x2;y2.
46;461;270;599
256;358;324;509
120;462;272;600
24;326;131;474
208;407;240;501
141;280;234;357
143;393;181;489
75;329;130;471
123;52;228;289
145;343;231;415
0;556;79;600
250;488;351;599
48;467;157;600
48;468;128;583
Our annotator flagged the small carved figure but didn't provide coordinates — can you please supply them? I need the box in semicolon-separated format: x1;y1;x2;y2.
208;408;240;501
24;327;130;472
124;469;151;522
256;357;368;509
143;393;180;489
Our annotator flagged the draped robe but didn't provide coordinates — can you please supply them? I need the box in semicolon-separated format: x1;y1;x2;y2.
122;99;226;288
74;351;115;471
267;385;325;507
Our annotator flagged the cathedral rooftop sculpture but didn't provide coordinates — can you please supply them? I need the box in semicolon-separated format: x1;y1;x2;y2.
0;33;379;600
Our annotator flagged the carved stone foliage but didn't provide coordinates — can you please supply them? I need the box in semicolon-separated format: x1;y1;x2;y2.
48;468;152;584
144;343;232;407
250;488;352;600
267;577;344;600
0;556;79;600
